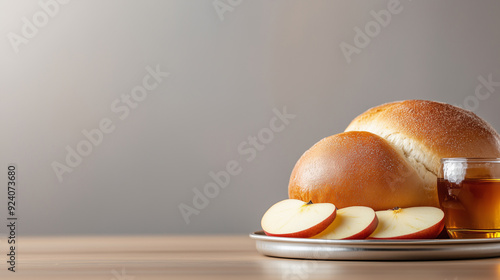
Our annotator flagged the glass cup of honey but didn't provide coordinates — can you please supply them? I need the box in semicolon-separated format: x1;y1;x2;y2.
438;158;500;239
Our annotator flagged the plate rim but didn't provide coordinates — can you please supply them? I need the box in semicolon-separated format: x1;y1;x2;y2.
249;230;500;246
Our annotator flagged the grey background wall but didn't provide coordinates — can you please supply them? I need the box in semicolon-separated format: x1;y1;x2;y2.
1;0;499;235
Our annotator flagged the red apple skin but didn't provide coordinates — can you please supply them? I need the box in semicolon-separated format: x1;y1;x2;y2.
367;217;445;240
343;215;379;240
263;209;337;238
436;227;450;239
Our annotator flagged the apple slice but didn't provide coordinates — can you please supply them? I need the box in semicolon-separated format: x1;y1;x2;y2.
368;207;445;239
261;199;336;238
312;206;378;240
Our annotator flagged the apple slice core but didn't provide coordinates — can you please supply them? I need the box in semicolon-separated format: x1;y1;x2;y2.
261;199;336;238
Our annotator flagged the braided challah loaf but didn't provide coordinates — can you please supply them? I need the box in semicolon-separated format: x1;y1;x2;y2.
289;100;500;210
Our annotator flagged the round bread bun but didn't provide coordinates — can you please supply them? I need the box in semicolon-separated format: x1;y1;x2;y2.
288;131;434;210
289;100;500;209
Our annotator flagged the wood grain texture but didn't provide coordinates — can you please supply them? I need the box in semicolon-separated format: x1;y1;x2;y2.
1;235;500;279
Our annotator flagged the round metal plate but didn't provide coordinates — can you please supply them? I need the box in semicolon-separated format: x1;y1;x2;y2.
250;231;500;260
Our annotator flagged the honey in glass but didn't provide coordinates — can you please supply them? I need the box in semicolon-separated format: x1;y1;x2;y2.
437;158;500;239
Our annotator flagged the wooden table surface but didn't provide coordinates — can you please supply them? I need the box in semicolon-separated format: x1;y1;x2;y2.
1;235;500;279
